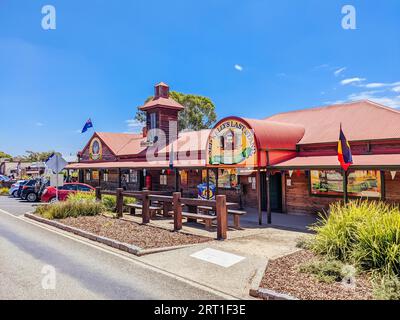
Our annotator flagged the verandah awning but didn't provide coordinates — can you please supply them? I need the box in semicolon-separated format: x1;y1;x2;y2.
65;159;206;170
270;154;400;170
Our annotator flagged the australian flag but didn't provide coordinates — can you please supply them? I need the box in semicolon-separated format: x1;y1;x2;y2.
81;119;93;133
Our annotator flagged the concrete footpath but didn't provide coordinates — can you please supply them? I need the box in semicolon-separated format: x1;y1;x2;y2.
140;227;307;299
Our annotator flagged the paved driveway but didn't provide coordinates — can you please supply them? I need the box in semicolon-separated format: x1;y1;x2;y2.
0;195;37;216
0;197;229;300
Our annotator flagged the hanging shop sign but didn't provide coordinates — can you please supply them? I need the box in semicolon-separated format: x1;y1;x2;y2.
89;137;103;161
207;119;257;167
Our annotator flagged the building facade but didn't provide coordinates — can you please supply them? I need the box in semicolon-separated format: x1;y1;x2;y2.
67;82;400;217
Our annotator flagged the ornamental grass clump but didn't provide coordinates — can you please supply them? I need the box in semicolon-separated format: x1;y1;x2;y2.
0;187;9;195
35;200;105;220
309;200;400;277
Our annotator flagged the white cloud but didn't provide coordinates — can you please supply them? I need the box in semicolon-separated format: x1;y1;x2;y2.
334;67;346;76
346;91;400;108
234;64;243;71
392;86;400;93
363;82;387;88
35;122;44;127
341;77;366;85
126;119;143;133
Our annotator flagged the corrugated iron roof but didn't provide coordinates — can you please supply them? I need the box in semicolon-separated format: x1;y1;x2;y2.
266;100;400;144
139;97;184;111
272;154;400;169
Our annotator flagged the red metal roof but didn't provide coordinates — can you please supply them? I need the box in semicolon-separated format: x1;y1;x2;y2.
96;132;145;156
66;159;205;170
272;154;400;169
140;97;184;111
242;118;305;150
266;100;400;145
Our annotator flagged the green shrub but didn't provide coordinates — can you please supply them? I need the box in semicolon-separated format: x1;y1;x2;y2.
299;258;347;283
373;274;400;300
309;200;400;276
67;191;96;202
35;200;104;219
0;187;9;195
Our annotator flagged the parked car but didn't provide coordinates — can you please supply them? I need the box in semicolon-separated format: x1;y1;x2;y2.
21;178;49;202
0;174;11;182
9;180;27;197
41;183;95;203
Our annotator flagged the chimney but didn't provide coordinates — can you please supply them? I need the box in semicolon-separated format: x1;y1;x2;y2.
142;126;148;138
154;82;169;99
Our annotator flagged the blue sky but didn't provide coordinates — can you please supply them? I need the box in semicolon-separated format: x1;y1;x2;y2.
1;0;399;159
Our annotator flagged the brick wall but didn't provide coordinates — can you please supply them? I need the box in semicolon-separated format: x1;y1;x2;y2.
285;171;340;215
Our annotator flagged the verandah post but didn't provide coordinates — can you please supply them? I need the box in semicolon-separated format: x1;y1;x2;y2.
95;186;102;201
116;188;123;218
216;195;227;240
173;192;182;231
266;171;272;224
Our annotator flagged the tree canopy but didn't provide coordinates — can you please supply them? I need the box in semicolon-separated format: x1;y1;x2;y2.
21;151;59;162
134;91;217;131
0;151;12;159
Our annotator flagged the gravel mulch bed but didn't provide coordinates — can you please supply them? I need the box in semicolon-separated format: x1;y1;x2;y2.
260;250;373;300
59;215;211;249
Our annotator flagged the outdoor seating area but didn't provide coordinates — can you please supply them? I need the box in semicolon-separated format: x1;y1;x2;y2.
94;187;250;239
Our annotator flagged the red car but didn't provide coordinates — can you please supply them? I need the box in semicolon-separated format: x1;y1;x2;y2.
41;183;95;203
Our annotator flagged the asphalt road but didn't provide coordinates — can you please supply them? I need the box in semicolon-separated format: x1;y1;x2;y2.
0;196;226;300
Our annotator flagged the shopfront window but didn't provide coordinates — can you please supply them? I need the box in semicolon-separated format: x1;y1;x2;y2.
310;170;381;198
103;169;109;182
218;169;238;189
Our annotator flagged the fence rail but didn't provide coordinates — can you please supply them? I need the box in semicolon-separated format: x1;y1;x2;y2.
95;187;228;240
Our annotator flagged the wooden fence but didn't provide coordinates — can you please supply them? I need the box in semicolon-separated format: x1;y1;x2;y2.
95;187;228;240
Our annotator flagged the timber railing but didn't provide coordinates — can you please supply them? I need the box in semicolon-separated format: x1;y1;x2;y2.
95;187;228;240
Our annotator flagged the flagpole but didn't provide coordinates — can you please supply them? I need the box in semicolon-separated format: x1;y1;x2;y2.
343;169;348;204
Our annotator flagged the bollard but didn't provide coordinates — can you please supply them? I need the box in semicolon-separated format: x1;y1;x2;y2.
216;195;227;240
116;188;123;218
142;191;150;224
173;192;182;231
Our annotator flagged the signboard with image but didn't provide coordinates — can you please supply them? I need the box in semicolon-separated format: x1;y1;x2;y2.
208;119;257;167
310;170;381;198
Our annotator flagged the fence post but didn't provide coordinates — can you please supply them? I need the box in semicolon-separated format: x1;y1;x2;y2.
216;195;227;240
116;188;123;218
173;192;182;231
142;191;150;224
95;187;102;202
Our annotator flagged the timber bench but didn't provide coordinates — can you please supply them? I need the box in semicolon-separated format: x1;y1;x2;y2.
197;206;246;229
126;203;162;217
182;212;217;230
227;209;246;229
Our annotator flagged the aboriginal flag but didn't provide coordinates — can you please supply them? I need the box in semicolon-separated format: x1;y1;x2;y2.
338;124;353;171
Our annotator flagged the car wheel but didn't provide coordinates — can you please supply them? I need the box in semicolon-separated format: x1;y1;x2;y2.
26;193;38;202
49;197;58;204
12;191;18;198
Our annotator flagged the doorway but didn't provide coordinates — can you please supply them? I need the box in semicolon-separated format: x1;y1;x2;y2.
261;172;283;212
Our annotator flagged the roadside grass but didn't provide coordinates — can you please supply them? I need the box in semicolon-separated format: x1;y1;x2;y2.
35;200;104;219
67;191;136;212
35;191;137;219
0;187;9;195
302;200;400;300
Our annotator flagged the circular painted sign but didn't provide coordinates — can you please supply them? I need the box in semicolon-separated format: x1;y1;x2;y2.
89;137;102;160
208;118;257;166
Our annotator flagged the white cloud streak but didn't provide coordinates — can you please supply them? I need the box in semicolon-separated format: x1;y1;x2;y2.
341;77;366;85
234;64;243;71
334;67;346;76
